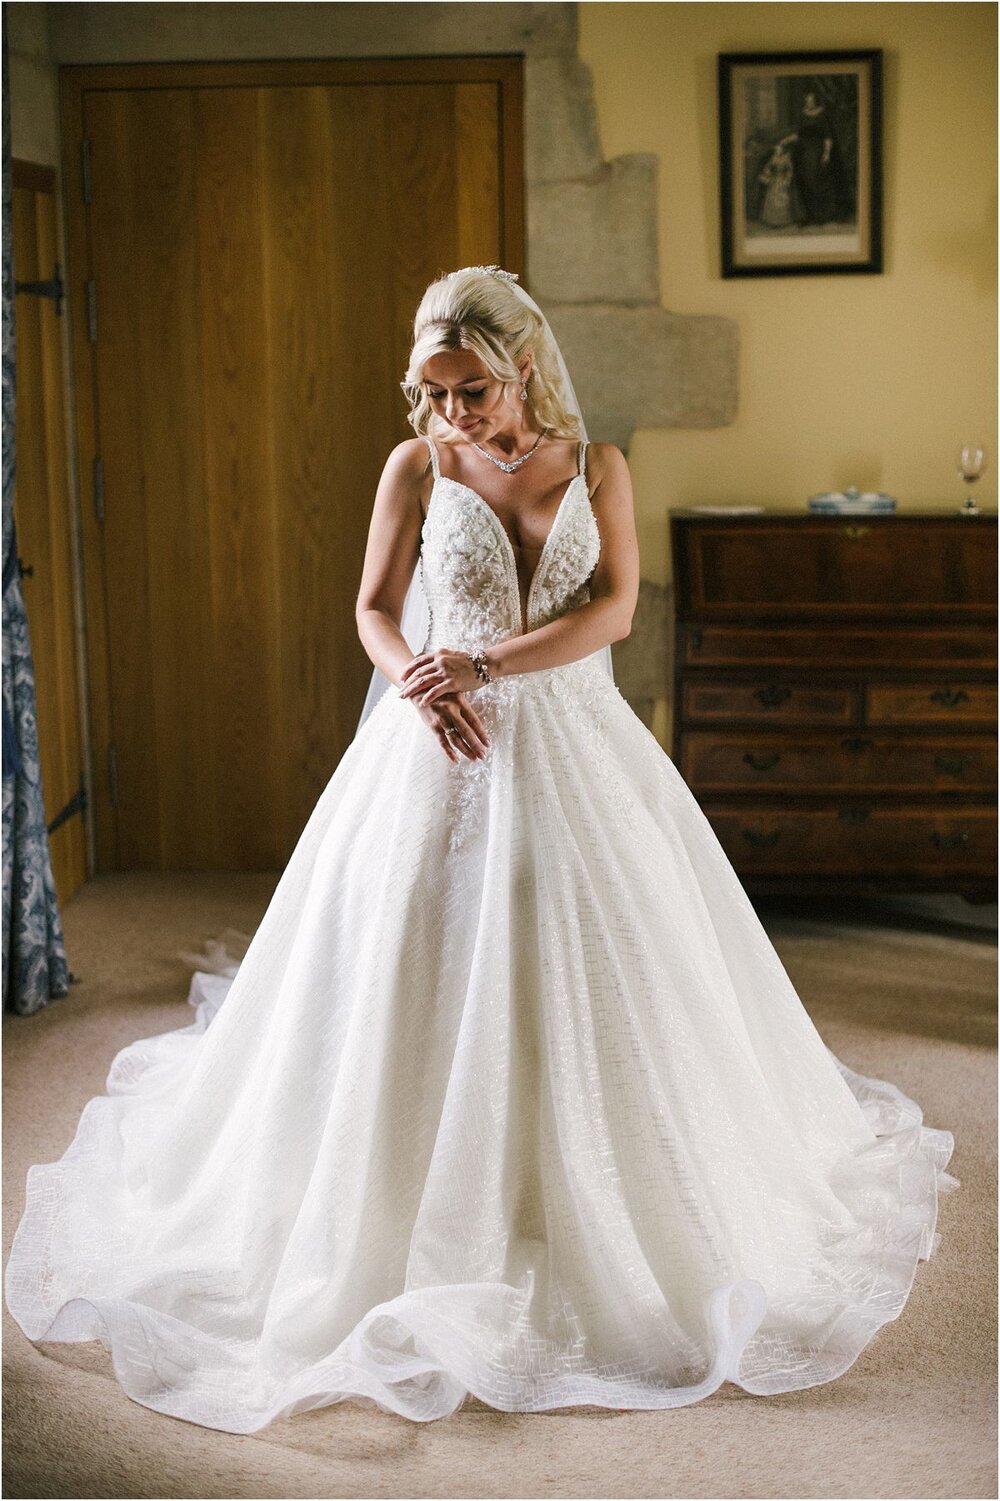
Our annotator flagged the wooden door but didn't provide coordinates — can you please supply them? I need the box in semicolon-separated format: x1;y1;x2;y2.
11;160;88;905
60;58;523;870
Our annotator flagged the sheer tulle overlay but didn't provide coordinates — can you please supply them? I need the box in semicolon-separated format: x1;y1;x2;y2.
5;440;958;1433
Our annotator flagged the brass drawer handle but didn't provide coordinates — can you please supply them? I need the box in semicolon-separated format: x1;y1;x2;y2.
842;524;870;540
934;752;971;776
841;735;874;753
931;829;970;849
742;828;781;847
743;751;781;771
930;687;971;709
753;684;792;708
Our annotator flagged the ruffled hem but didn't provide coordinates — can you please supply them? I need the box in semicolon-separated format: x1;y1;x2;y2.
4;943;959;1434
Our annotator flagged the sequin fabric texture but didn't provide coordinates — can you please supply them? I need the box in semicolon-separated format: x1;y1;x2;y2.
4;436;958;1433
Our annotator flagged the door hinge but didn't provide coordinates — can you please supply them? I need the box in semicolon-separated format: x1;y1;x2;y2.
81;138;92;206
108;744;119;809
47;778;87;837
86;279;97;343
13;262;65;316
93;454;105;523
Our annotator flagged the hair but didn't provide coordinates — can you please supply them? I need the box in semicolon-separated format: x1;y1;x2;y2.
400;269;584;444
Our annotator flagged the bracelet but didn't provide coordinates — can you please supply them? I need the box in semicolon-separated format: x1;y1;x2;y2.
470;649;492;684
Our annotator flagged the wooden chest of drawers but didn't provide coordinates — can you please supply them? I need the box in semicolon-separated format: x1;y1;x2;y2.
669;510;998;900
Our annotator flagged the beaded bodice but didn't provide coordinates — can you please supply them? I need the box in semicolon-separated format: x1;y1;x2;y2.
419;436;601;650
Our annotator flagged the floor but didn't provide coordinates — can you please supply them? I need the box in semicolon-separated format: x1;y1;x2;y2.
3;873;997;1500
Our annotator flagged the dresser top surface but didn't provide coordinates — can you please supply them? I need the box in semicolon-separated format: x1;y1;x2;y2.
669;507;998;521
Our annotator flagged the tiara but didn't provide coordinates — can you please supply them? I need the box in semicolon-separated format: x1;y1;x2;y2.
446;264;520;284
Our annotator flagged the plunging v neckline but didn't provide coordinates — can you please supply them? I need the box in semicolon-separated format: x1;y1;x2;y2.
431;472;585;632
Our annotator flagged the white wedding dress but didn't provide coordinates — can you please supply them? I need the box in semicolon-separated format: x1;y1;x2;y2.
5;437;959;1434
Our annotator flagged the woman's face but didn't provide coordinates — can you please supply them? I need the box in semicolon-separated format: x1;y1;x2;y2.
421;350;531;438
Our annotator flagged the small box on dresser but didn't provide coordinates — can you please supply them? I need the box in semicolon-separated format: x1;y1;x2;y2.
669;509;998;901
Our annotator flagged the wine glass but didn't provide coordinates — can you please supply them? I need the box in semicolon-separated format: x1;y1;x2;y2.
956;444;987;515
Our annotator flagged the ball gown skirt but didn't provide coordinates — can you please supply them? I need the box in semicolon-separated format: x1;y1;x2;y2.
4;438;959;1433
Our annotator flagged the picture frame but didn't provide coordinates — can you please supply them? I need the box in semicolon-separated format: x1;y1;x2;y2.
718;49;883;277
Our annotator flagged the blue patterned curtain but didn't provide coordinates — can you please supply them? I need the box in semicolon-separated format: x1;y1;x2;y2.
2;10;71;1015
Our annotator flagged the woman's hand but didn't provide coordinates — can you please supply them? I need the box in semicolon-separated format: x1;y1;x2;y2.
398;649;482;707
409;689;491;764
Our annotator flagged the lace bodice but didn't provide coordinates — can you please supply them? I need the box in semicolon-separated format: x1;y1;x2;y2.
419;436;601;650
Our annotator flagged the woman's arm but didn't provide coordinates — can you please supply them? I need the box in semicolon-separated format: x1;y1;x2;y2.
400;444;639;705
355;439;428;689
356;439;490;762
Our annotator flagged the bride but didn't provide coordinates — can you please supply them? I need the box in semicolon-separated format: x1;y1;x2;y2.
4;265;958;1435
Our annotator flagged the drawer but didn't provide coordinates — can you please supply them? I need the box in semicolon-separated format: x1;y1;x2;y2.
680;732;998;793
682;625;995;670
676;517;997;616
701;803;998;875
683;681;856;724
865;681;997;726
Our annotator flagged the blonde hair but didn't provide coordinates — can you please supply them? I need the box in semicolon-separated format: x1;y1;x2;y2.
400;269;584;443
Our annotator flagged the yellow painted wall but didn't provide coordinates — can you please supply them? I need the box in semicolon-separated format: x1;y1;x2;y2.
579;1;998;588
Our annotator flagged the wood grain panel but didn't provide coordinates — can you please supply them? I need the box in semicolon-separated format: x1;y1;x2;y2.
88;89;216;867
195;88;278;867
11;166;87;903
86;92;158;864
262;82;358;848
455;84;502;262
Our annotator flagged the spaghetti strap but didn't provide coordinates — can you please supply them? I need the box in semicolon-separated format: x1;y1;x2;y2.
423;433;441;480
578;438;589;486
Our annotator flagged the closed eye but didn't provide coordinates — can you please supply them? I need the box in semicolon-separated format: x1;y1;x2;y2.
428;388;486;400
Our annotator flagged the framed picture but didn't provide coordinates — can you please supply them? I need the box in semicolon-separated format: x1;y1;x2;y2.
718;49;883;277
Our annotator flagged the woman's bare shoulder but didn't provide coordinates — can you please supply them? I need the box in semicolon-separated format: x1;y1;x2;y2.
376;436;434;498
366;438;435;528
585;442;630;494
384;435;432;475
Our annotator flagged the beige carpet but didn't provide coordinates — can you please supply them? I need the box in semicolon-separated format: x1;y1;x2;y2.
3;873;996;1500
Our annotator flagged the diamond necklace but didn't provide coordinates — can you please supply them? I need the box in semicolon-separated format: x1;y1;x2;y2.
469;428;548;473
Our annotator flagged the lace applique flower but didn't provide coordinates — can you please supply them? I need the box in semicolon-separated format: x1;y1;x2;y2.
542;662;638;830
442;678;521;853
529;487;601;630
422;486;519;649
